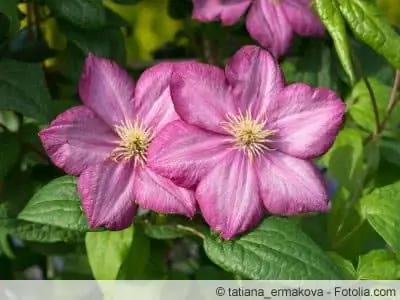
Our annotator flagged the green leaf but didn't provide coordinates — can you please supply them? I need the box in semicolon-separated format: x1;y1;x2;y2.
0;0;19;33
359;181;400;254
118;224;150;279
18;176;89;232
86;227;133;279
321;128;364;190
204;217;342;280
45;0;106;29
337;0;400;69
347;78;392;132
380;139;400;167
327;252;356;279
0;219;84;243
314;0;355;83
0;132;20;181
283;40;342;91
357;250;400;279
0;60;51;122
59;21;126;64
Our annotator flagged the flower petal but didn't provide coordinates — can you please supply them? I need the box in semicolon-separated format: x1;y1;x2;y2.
281;0;325;36
78;160;137;230
134;166;196;217
246;0;293;57
39;106;117;176
78;54;135;126
257;152;329;215
196;151;263;239
192;0;251;25
270;84;345;158
171;62;236;134
134;63;179;135
225;45;284;117
148;120;230;189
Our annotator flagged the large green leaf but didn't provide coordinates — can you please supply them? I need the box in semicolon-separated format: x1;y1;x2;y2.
359;181;400;254
118;224;150;279
314;0;355;83
0;202;84;243
45;0;106;29
86;227;133;280
338;0;400;69
0;60;51;122
59;21;126;64
357;250;400;279
18;176;89;232
0;0;19;33
0;219;84;242
0;132;20;181
327;252;356;279
204;218;342;279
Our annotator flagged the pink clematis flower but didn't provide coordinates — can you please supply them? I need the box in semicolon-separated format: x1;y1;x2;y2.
148;46;345;239
192;0;324;57
39;55;196;229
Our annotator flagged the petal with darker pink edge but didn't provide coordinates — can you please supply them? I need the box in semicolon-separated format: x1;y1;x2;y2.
225;45;284;117
148;120;230;189
134;166;196;217
78;54;135;126
39;106;117;176
281;0;325;36
196;151;264;240
134;63;179;135
270;83;345;159
246;0;293;57
256;152;329;215
78;160;137;230
171;62;236;134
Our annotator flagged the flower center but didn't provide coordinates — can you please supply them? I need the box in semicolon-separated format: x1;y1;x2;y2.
111;119;152;165
222;110;276;159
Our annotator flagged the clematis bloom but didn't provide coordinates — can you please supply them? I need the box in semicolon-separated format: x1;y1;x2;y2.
148;46;345;239
192;0;324;57
39;55;196;229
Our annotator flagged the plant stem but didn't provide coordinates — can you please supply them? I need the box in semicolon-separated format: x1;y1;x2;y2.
364;70;400;143
380;70;400;131
332;219;364;250
176;225;205;240
362;76;380;136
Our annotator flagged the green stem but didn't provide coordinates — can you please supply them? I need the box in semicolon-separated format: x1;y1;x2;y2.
176;225;205;240
332;219;364;250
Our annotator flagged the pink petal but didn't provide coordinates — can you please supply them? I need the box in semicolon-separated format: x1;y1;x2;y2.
270;84;345;159
78;54;135;127
78;160;137;230
147;120;230;189
171;62;236;134
134;166;196;217
256;152;329;215
134;63;179;135
192;0;251;25
281;0;325;36
196;151;264;240
39;106;117;176
246;0;294;57
225;45;284;117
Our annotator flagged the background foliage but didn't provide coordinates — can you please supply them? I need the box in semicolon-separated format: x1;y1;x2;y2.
1;0;400;280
